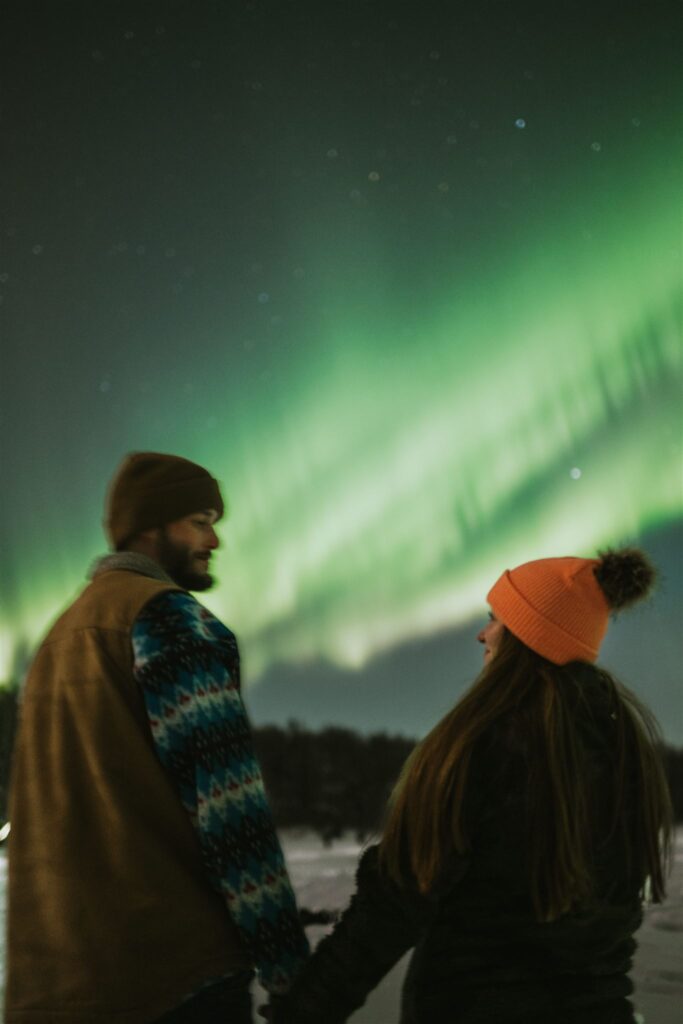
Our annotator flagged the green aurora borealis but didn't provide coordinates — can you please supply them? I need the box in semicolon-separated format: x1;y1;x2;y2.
3;164;680;682
1;3;681;733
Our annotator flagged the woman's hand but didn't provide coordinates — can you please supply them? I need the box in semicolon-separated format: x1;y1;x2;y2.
257;994;287;1022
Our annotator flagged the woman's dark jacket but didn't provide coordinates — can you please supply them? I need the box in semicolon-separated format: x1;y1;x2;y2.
273;667;645;1023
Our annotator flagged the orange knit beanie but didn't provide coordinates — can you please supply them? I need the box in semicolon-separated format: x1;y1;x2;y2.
487;549;656;665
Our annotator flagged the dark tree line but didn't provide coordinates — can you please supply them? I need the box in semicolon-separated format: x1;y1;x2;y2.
0;688;20;823
252;721;416;843
663;746;683;824
0;687;681;833
253;722;683;843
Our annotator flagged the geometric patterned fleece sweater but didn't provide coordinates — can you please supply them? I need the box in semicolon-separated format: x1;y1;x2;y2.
131;589;310;996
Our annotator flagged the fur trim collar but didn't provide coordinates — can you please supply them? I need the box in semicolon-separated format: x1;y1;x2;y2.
88;552;175;584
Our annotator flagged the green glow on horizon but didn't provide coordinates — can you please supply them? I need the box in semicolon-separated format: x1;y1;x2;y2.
1;142;681;685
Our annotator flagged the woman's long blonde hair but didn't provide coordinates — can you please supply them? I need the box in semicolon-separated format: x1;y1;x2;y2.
378;629;672;922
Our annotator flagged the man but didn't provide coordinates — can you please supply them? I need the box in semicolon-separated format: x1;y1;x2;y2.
6;452;309;1024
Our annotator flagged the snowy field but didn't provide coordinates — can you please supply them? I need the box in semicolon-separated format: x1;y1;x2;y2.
1;830;681;1022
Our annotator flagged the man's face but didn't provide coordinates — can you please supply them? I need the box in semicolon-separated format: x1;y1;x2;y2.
155;509;220;591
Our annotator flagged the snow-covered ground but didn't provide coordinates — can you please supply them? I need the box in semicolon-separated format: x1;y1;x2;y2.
1;830;681;1022
263;829;683;1024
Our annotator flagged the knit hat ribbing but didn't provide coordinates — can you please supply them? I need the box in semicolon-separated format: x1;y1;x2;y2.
487;558;609;664
486;548;656;665
104;452;225;549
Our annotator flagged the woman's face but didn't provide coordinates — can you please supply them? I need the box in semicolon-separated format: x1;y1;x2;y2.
477;611;505;664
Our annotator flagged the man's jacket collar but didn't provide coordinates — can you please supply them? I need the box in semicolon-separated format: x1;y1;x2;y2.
88;552;175;585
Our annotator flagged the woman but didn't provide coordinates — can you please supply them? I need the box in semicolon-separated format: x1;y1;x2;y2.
267;548;672;1023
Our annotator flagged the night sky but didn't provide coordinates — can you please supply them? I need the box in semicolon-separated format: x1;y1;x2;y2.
2;2;682;741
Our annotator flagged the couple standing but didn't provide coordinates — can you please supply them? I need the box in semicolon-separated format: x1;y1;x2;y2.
6;452;671;1023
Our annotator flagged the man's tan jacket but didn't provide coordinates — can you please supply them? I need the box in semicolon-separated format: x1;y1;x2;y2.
6;566;249;1023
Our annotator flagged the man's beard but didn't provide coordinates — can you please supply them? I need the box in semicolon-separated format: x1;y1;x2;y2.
156;530;215;592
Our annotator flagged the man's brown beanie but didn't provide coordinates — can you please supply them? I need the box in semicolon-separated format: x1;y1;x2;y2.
104;452;225;549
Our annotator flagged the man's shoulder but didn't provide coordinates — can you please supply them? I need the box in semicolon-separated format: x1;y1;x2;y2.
132;588;199;635
134;590;234;643
46;572;182;642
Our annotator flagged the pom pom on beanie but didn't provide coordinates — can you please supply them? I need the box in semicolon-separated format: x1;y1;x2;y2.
594;547;657;610
487;548;656;665
104;452;225;549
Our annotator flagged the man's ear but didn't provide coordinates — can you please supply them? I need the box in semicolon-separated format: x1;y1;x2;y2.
125;526;161;553
138;526;161;543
